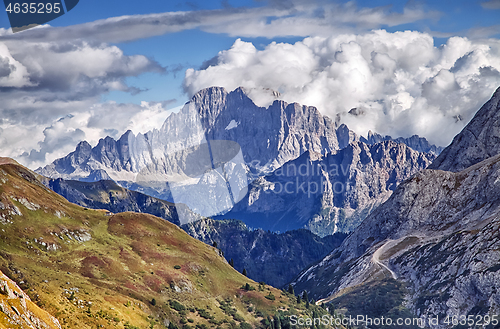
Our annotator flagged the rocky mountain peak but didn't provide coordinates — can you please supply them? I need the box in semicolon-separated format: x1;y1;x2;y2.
76;140;91;152
74;140;92;163
190;86;231;127
429;86;500;172
336;123;358;149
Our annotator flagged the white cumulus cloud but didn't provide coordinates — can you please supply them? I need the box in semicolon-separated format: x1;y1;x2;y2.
11;101;175;169
0;38;169;169
183;30;500;146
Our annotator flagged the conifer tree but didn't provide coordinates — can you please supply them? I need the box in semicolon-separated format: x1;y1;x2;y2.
273;315;281;329
288;284;294;295
242;268;247;277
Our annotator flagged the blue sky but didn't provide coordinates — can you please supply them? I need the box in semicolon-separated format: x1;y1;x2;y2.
0;0;500;168
2;0;498;106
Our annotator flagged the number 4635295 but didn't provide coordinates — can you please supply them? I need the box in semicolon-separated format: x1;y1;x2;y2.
444;315;498;326
6;2;61;14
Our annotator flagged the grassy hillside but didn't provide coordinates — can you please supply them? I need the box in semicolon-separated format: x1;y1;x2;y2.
328;278;419;329
0;160;330;329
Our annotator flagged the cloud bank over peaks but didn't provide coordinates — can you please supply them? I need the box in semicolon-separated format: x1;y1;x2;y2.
0;38;169;169
183;30;500;147
14;101;175;170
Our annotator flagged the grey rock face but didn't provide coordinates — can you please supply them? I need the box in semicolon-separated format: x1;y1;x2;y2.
195;87;341;171
38;87;340;179
292;153;500;327
336;124;358;149
429;86;500;172
218;140;435;236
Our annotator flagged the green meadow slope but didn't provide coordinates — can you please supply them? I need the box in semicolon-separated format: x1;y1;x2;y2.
0;159;327;329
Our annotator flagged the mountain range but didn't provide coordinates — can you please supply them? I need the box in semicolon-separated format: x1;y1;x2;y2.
360;131;444;155
37;86;441;236
3;84;500;328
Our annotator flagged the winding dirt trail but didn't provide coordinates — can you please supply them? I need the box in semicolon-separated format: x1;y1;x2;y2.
371;240;397;279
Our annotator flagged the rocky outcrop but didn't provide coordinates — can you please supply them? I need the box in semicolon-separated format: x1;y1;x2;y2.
335;124;358;149
182;218;346;288
361;131;444;155
429;86;500;172
0;270;61;329
218;140;435;235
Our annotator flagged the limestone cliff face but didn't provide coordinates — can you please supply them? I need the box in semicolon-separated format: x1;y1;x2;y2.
36;87;342;220
292;87;500;326
218;140;435;235
0;270;61;329
429;87;500;172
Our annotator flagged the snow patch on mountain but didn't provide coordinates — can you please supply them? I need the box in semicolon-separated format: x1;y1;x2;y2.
225;120;239;130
